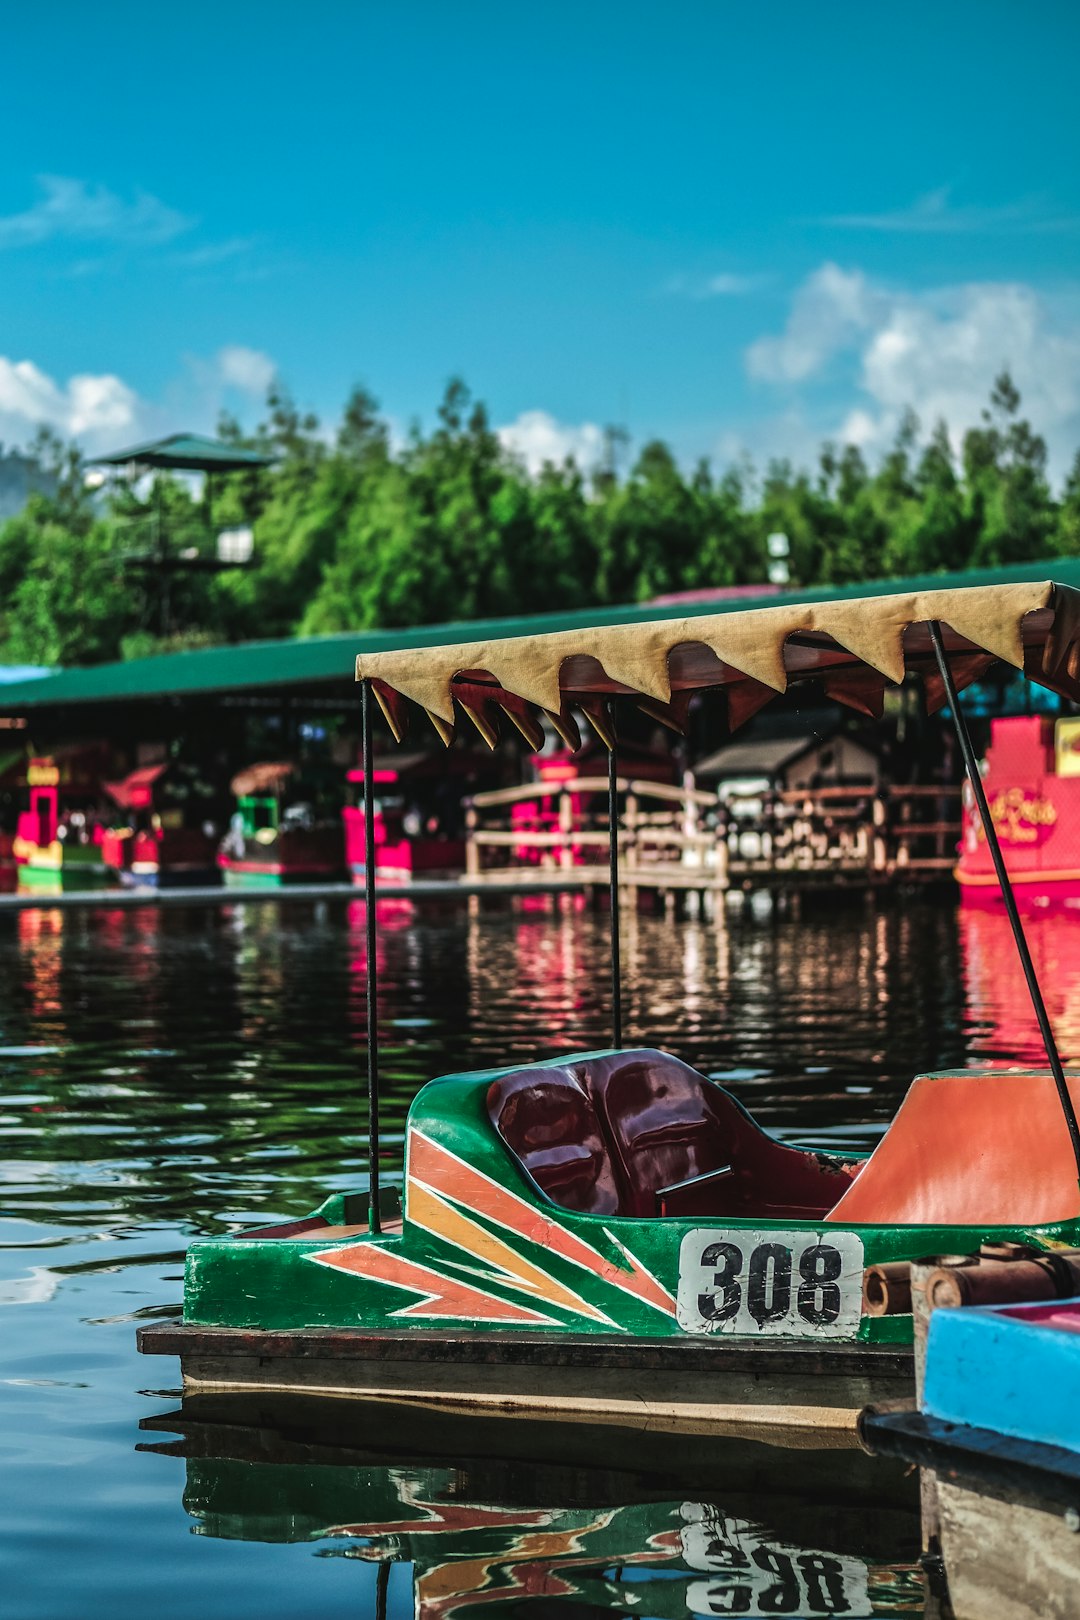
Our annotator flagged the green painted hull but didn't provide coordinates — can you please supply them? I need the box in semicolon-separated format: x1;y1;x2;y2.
181;1051;1080;1351
19;856;109;892
220;867;288;888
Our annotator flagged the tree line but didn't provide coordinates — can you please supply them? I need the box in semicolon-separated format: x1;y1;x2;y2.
1;370;1078;668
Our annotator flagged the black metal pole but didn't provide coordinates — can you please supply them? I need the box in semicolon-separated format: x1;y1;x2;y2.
375;1560;390;1620
929;620;1080;1185
361;678;382;1234
607;699;623;1049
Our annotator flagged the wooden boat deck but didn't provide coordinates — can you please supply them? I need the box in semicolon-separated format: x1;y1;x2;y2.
139;1322;912;1444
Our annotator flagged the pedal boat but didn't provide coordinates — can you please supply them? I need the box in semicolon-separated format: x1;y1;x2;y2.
139;578;1080;1440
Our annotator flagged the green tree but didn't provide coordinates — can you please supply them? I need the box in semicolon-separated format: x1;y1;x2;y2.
963;371;1055;565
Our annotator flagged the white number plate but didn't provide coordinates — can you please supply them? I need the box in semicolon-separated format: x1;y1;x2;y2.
676;1227;864;1338
681;1506;871;1617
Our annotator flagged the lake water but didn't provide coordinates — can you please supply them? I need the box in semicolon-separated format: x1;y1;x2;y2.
1;892;1075;1618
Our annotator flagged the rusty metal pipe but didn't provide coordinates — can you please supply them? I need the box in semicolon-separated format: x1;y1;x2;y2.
924;1252;1080;1310
862;1261;913;1317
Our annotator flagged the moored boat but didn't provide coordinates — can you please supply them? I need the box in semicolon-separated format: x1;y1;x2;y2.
218;761;346;886
100;761;221;888
140;579;1080;1436
343;747;496;882
956;713;1080;905
14;749;112;891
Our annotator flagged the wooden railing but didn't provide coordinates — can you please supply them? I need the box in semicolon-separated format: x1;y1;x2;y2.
464;777;962;893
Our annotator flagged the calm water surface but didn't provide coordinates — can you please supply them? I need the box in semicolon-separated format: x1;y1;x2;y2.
0;893;1074;1618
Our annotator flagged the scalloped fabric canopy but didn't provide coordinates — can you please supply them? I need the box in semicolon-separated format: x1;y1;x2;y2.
356;580;1080;750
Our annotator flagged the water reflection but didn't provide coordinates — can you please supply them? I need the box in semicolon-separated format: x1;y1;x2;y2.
959;902;1080;1064
141;1396;924;1617
1;895;1076;1615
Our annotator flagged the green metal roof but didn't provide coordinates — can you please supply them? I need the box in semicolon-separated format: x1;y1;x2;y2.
2;554;1078;712
91;433;274;473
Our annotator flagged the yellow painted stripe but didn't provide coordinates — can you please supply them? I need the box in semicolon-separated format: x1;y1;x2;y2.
409;1179;616;1327
956;865;1080;886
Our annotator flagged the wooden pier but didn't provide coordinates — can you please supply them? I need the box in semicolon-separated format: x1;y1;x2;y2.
465;777;961;898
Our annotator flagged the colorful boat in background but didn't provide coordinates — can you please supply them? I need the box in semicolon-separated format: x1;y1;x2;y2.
14;747;113;891
343;748;496;883
509;738;676;866
140;578;1080;1440
956;713;1080;905
100;761;221;888
218;761;347;887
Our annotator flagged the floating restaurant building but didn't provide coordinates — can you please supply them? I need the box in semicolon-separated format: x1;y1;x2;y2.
0;556;1076;896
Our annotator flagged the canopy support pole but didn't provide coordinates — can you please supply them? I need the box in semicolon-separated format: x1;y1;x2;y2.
607;700;623;1049
361;678;382;1235
375;1560;390;1620
929;620;1080;1185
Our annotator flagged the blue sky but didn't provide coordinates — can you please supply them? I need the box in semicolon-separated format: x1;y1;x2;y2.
3;2;1080;478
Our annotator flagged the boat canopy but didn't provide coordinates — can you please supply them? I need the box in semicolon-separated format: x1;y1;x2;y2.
356;579;1080;749
230;760;297;797
102;763;168;809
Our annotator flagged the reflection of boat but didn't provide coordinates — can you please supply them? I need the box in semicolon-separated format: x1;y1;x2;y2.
956;715;1080;905
960;902;1080;1065
218;761;346;887
100;762;220;888
14;748;112;891
141;581;1080;1436
140;1394;923;1616
863;1276;1080;1618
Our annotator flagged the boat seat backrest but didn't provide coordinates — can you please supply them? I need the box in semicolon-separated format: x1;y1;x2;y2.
488;1049;859;1219
577;1051;742;1219
485;1068;622;1215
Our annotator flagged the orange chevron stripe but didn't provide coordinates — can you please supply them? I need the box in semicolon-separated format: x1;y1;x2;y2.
408;1179;616;1326
329;1501;552;1538
308;1241;557;1325
409;1131;676;1318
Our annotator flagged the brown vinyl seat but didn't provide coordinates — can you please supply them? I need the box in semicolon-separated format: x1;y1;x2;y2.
485;1066;622;1215
488;1049;859;1220
583;1050;743;1219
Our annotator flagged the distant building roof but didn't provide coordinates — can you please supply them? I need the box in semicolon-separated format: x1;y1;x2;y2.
648;583;783;607
92;433;273;473
697;733;833;780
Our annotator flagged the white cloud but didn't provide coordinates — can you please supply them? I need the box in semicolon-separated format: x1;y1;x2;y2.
704;273;758;296
818;186;1080;236
216;345;275;396
666;270;763;299
0;343;277;459
0;357;140;450
746;263;880;383
497;410;606;474
171;236;258;269
744;264;1080;478
0;175;193;250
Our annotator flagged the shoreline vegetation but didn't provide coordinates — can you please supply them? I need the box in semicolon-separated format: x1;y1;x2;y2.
3;370;1079;669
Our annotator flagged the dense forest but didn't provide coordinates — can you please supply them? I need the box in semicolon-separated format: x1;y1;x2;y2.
2;370;1079;668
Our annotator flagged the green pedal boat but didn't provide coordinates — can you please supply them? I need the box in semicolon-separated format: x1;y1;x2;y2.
139;578;1080;1439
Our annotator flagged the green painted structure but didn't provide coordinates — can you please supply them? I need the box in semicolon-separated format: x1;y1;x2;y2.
2;555;1079;715
183;1051;1080;1348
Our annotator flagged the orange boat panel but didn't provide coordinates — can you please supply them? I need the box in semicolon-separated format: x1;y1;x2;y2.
826;1069;1080;1227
